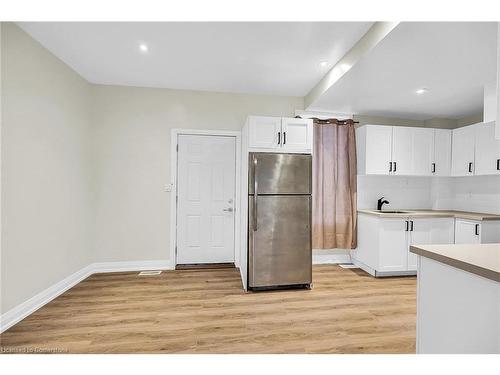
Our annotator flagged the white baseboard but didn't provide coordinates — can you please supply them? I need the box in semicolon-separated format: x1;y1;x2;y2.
312;249;352;265
92;260;173;273
0;259;173;333
0;264;94;334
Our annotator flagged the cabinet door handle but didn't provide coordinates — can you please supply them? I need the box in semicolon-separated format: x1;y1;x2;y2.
405;220;409;232
475;224;479;236
283;132;286;145
277;132;281;145
394;162;397;172
389;162;393;172
497;159;500;171
468;162;473;173
432;163;436;173
410;221;414;231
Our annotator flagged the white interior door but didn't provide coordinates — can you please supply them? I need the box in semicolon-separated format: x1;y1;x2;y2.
176;134;236;264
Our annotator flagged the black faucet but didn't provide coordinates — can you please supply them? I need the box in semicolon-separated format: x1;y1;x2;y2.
377;197;390;211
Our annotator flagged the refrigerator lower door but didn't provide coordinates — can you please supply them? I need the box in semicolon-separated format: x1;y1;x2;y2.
248;195;312;288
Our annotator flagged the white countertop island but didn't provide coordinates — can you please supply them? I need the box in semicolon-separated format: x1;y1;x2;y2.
410;243;500;354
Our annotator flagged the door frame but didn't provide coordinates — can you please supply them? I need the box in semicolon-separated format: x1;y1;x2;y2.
170;129;241;268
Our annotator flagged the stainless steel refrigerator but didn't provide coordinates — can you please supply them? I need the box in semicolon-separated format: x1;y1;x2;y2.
248;152;312;290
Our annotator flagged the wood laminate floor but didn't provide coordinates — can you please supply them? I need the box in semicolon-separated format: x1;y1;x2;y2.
0;265;417;354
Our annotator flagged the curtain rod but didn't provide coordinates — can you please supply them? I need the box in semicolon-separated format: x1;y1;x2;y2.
295;116;359;125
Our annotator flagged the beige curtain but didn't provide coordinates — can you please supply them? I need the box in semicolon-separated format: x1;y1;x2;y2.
312;119;357;249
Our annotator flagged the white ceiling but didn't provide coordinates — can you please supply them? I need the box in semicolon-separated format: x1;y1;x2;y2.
18;22;372;96
312;22;498;120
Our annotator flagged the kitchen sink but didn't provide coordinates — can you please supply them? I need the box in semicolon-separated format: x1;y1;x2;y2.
376;210;413;214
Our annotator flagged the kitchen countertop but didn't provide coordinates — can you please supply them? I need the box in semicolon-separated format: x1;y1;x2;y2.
410;243;500;282
358;209;500;221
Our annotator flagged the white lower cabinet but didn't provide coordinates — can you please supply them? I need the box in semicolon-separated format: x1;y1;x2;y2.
354;214;454;276
454;219;480;244
454;219;500;244
378;218;408;272
407;219;430;271
408;218;455;271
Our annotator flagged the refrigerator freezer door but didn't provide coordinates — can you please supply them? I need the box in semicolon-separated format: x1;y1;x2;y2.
248;195;312;288
248;153;312;195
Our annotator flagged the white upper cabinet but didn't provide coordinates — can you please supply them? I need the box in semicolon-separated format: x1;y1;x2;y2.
474;121;500;175
410;127;434;176
281;117;313;152
355;122;500;177
246;116;312;153
357;125;435;176
247;116;282;150
432;129;452;176
358;125;393;175
391;127;413;175
451;122;500;176
451;124;476;176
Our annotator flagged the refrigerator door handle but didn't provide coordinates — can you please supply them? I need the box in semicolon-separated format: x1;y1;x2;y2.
253;156;258;231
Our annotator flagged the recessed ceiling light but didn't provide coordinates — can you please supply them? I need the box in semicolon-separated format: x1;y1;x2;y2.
139;43;149;53
320;61;328;67
416;88;428;95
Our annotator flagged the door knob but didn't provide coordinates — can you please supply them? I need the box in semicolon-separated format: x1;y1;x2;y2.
223;207;233;212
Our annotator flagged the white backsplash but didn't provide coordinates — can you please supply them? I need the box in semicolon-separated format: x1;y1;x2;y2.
358;175;500;214
357;175;433;210
432;175;500;214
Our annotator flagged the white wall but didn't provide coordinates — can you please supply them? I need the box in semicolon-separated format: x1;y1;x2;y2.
1;23;93;313
1;23;304;317
91;84;303;264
